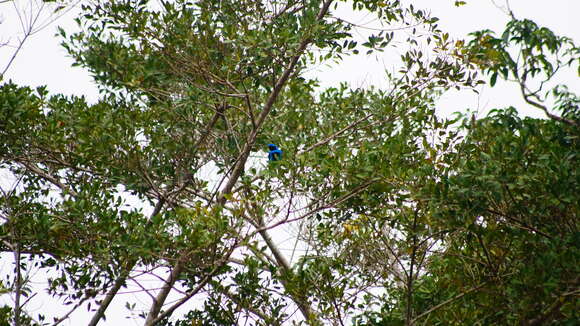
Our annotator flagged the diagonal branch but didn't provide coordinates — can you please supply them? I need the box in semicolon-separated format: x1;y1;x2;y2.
217;0;335;203
411;281;488;325
19;161;78;197
144;260;185;325
520;84;578;127
147;244;238;326
87;199;166;326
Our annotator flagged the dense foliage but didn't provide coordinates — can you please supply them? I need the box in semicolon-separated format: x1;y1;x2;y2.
1;0;578;325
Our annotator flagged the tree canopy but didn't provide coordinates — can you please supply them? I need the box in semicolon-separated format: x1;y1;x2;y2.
0;0;578;325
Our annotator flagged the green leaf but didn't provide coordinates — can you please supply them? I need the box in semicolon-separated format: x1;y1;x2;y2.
490;71;498;86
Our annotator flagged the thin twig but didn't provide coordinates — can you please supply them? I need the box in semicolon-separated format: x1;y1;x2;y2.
411;282;488;324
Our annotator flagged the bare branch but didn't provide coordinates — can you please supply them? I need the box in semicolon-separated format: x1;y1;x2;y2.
144;261;185;325
519;82;578;127
52;296;88;326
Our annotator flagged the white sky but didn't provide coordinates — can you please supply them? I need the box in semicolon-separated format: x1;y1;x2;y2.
0;0;579;325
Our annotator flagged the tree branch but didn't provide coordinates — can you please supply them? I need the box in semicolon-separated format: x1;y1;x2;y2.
13;242;22;326
147;244;238;326
217;0;335;203
87;199;166;326
411;282;487;325
519;82;578;127
144;260;185;325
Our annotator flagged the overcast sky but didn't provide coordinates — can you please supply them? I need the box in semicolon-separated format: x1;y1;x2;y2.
0;0;579;325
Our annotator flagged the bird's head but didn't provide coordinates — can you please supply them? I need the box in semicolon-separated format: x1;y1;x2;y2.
267;144;278;151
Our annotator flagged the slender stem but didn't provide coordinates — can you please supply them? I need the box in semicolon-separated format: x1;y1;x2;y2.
411;282;487;324
53;296;88;326
405;208;419;326
13;242;21;326
1;32;29;78
218;286;278;324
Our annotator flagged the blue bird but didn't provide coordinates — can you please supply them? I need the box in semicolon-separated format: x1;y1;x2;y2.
267;144;283;161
